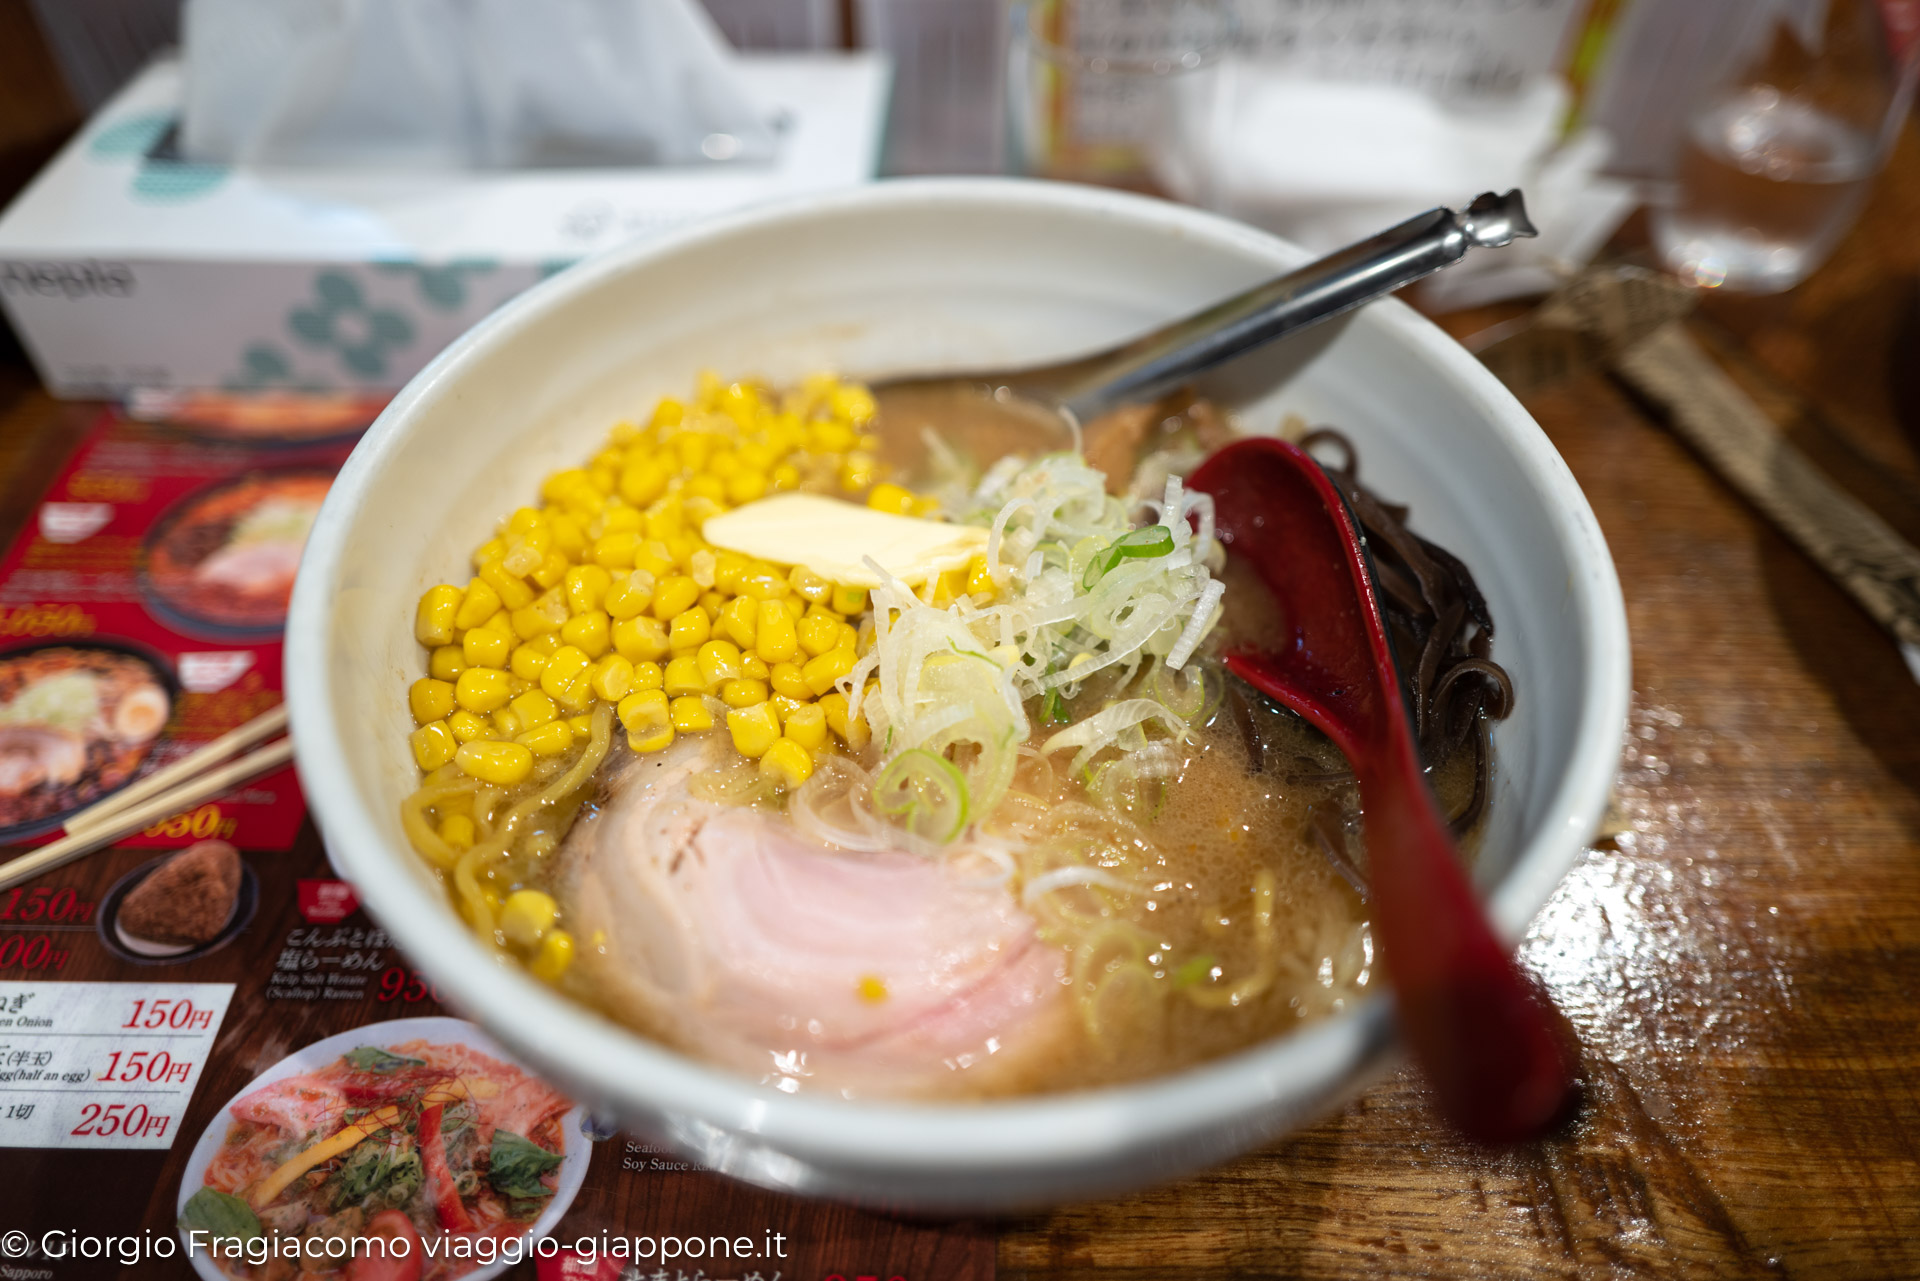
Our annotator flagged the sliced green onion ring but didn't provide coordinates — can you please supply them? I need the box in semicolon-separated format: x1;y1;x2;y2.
1081;524;1176;590
873;748;972;845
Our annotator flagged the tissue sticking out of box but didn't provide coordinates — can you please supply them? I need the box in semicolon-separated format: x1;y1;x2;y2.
179;0;779;169
1155;74;1638;310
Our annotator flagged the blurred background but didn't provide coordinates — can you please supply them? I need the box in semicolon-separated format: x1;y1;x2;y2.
1;0;1915;401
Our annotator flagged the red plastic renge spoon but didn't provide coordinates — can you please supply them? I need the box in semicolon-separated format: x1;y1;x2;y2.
1190;437;1575;1144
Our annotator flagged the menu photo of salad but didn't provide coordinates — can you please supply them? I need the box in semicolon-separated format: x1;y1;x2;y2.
174;1017;589;1281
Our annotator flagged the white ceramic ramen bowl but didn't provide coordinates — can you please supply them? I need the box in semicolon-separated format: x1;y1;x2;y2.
287;178;1629;1212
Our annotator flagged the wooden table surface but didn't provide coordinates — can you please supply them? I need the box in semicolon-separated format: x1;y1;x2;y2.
4;139;1920;1280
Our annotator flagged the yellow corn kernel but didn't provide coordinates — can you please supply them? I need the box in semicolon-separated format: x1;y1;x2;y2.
784;702;827;750
618;688;670;733
696;639;742;687
529;929;574;982
653;575;701;621
713;552;750;593
651;397;686;429
669;695;714;732
770;461;800;491
663;655;706;697
508;603;559;641
739;565;789;600
810;418;856;453
699;590;727;617
462;623;512;669
603;506;643;535
787;565;831;604
668;608;711;652
727;469;768;504
518;720;575;756
548;511;586;558
620;457;669;507
560;609;611;659
644;500;683;542
685;473;725;503
831;383;876;424
867;482;916;515
726;702;782;757
592;529;639;570
769;692;806;724
802;648;855;696
759;737;814;786
447;710;492;743
634;539;675;579
510;688;557;729
409;721;458;770
690;548;719;589
630;660;664;691
611;614;670;664
568;714;594;739
590;655;635;702
857;974;888;1003
491;707;523;737
455;739;534;786
756;601;798;663
718;597;758;648
769;661;812;701
818;691;870;749
929;566;968;608
720;677;769;708
428;645;466;682
473;536;507;567
415;584;463;646
830;583;867;615
797;608;841;657
667;532;704;571
835;622;860;653
603;570;654;620
966;553;996;598
781;595;807;621
439;813;475;851
675;431;712;469
839;453;877;492
565;563;612;614
520;631;561;656
540;645;593;708
454;667;513;713
739;652;770;681
509;644;550;681
708;450;740;481
410;678;455;724
478;560;535;610
499;889;557;948
530;550;570;590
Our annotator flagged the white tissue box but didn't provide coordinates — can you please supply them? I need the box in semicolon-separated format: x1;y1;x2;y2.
0;53;889;398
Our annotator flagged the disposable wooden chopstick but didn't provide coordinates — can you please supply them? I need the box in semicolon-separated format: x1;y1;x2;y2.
0;737;294;893
63;703;289;836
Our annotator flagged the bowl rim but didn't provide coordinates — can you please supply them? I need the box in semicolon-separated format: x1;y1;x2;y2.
287;176;1630;1171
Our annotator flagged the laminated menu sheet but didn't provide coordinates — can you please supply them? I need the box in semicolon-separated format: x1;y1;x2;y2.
0;405;364;851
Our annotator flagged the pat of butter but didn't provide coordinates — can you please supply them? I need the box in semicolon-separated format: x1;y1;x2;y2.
702;494;987;587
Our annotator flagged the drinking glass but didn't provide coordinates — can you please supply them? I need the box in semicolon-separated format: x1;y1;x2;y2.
1652;0;1919;294
1009;0;1236;189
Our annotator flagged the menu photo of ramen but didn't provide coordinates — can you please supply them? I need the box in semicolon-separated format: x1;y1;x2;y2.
140;470;333;640
0;641;175;841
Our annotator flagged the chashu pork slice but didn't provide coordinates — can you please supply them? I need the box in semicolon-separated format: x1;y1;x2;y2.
560;738;1067;1097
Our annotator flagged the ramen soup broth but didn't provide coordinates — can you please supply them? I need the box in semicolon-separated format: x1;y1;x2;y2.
396;375;1500;1100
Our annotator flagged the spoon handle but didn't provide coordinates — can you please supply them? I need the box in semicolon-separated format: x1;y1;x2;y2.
1354;749;1577;1144
1025;191;1536;423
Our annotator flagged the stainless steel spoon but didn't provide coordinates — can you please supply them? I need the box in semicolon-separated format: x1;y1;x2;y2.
874;189;1537;429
